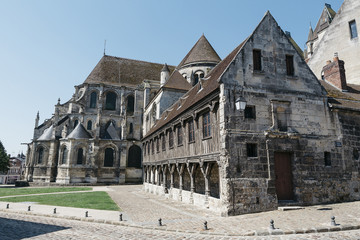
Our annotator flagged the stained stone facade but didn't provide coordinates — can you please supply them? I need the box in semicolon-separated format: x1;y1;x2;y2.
142;11;360;216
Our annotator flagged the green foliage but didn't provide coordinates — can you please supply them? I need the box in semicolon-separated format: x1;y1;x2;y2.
0;187;92;197
0;141;9;173
0;191;120;211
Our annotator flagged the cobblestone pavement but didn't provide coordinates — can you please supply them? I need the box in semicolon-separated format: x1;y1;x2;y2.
106;185;360;236
1;185;360;239
1;211;360;239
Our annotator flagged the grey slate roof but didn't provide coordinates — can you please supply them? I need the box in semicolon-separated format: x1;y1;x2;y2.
67;123;92;139
177;35;221;69
37;125;54;141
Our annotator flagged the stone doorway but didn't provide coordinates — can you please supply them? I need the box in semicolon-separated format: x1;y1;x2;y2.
274;152;294;200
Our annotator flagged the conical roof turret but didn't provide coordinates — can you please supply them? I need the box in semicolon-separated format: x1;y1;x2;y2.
177;34;221;69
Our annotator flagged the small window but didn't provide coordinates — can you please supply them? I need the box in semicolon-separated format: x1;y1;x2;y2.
127;95;135;115
245;106;256;119
105;91;117;110
277;107;288;132
177;126;183;145
253;49;262;71
61;147;67;164
156;137;159;153
169;129;174;148
162;134;166;151
87;120;92;130
203;112;211;138
74;119;79;128
90;92;97;108
129;123;133;135
151;140;154;155
38;147;44;164
247;143;257;157
349;20;358;39
286;55;294;76
143;143;146;156
77;148;83;165
147;141;150;155
353;148;359;160
324;152;331;166
188;119;195;142
104;148;114;167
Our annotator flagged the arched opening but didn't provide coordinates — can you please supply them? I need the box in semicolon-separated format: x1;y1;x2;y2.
87;120;92;130
193;71;204;86
104;148;114;167
77;148;83;165
128;145;142;168
173;169;180;189
37;147;44;164
61;146;67;164
126;95;135;115
183;168;191;191
89;91;97;108
105;91;117;110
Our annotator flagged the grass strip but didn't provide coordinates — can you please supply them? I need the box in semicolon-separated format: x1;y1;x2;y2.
0;191;120;211
0;187;92;197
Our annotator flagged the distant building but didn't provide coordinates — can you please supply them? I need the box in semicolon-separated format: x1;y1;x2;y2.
306;0;360;85
0;154;25;184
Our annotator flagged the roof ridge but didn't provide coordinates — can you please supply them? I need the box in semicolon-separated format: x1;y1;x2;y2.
103;54;176;68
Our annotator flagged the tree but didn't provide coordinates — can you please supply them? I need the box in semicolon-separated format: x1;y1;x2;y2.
0;141;10;173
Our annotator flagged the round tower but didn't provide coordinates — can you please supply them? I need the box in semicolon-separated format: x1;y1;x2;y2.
160;63;170;87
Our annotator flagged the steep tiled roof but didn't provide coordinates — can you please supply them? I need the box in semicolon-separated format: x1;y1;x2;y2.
162;70;192;91
67;123;92;139
177;35;221;69
144;39;247;138
320;80;360;111
85;55;175;86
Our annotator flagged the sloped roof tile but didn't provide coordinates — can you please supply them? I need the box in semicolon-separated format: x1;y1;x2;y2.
67;123;92;139
162;70;192;91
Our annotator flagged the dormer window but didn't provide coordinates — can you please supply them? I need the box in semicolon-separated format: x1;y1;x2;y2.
89;92;97;108
193;71;204;86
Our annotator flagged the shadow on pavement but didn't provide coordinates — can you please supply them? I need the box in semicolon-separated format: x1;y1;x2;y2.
0;217;70;240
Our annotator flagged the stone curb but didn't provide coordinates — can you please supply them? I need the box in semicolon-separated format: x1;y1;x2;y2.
1;208;360;237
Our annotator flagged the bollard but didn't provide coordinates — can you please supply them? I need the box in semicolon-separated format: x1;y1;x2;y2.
331;216;336;226
158;218;162;226
53;208;56;214
204;221;208;230
85;211;88;218
28;206;31;212
119;213;123;221
269;219;275;230
6;204;9;209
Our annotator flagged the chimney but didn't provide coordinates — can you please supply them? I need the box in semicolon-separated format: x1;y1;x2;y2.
322;53;347;91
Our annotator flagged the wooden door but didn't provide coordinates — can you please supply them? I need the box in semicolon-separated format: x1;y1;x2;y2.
274;152;294;200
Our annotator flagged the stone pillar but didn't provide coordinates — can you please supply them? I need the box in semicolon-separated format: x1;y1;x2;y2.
162;165;167;193
177;163;185;191
169;164;175;189
187;163;197;204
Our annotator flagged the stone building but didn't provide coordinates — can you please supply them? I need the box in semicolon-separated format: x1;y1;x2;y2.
25;56;173;184
306;0;360;85
142;11;360;216
0;154;25;184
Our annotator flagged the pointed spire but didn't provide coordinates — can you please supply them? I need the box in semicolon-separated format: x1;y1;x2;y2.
177;34;221;69
161;63;170;72
35;111;40;128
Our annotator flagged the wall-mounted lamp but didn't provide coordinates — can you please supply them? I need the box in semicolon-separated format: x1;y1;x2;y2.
235;96;247;110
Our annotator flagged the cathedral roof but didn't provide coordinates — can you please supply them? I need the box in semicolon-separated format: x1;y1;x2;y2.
84;55;175;87
37;125;54;141
177;35;221;69
67;123;92;139
162;70;192;91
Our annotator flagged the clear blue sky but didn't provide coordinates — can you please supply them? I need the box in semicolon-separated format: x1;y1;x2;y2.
0;0;342;156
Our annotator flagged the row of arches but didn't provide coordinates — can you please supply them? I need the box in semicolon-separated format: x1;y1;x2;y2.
89;91;135;114
35;144;142;168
